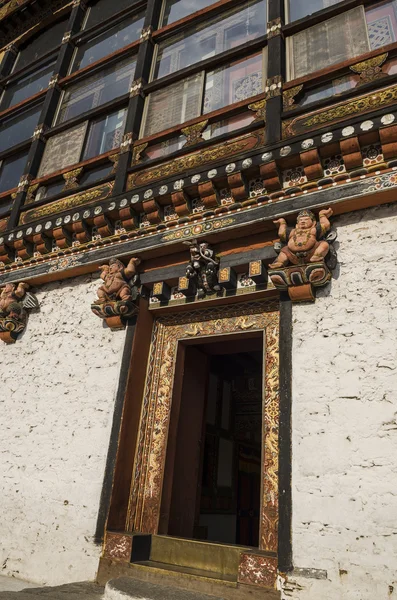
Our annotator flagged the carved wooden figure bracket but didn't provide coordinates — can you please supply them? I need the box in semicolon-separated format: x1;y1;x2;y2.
268;208;337;302
0;282;39;344
91;257;141;330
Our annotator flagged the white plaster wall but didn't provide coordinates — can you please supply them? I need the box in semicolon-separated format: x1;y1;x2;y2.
281;204;397;600
0;274;126;585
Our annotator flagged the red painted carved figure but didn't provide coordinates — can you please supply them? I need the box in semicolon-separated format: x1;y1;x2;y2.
269;208;333;269
96;257;141;302
0;282;29;316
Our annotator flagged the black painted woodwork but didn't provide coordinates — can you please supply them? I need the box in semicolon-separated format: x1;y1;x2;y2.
278;293;293;572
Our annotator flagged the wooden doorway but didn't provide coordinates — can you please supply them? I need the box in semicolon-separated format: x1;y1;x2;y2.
163;336;263;547
126;300;280;555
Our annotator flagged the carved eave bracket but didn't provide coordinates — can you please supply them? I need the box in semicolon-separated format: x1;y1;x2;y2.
91;257;141;330
268;208;337;302
182;239;220;299
0;282;39;344
269;262;332;302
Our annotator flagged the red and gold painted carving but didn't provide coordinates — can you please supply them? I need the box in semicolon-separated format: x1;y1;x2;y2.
126;300;280;553
238;553;278;588
103;532;132;561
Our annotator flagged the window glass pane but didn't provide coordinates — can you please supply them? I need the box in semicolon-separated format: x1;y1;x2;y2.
0;104;41;153
202;112;255;140
0;151;28;193
83;108;127;159
142;72;204;137
287;0;344;23
288;7;370;80
79;163;112;184
57;57;135;124
1;61;54;110
72;12;144;72
366;1;397;50
162;0;216;26
204;53;264;114
14;17;68;71
299;76;355;107
84;0;140;29
154;0;267;79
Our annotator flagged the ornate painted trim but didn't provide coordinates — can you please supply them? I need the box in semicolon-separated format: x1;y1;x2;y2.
283;82;397;138
126;301;280;554
19;182;113;224
128;130;265;188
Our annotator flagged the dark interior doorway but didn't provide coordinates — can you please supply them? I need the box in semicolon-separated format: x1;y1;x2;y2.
160;334;263;547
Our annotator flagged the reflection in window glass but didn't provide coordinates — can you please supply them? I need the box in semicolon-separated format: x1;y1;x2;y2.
202;112;255;140
142;73;204;137
154;0;267;79
57;58;135;124
145;135;185;160
1;62;54;110
83;108;127;159
204;53;264;114
14;17;68;71
366;1;397;50
299;76;355;107
0;104;41;153
0;151;28;193
79;163;112;184
288;7;370;80
72;13;144;72
84;0;140;29
287;0;343;23
162;0;215;26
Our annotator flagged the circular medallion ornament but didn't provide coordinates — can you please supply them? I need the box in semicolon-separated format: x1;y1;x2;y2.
16;231;23;238
108;202;116;211
174;179;184;190
45;221;52;229
191;174;201;183
83;210;91;219
35;224;42;233
26;227;33;235
64;215;71;223
8;233;14;241
131;194;140;203
72;213;80;222
342;126;355;137
360;120;374;131
208;169;217;178
55;218;62;227
321;132;333;143
226;163;236;173
159;185;168;195
381;114;395;125
94;206;102;215
242;158;252;169
144;189;153;199
280;146;292;157
0;237;3;245
261;152;273;162
301;139;314;150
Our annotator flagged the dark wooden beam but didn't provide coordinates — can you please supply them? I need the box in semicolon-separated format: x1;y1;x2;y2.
278;292;293;573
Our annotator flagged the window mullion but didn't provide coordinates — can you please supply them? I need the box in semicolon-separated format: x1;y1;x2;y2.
265;0;285;144
8;0;88;230
112;0;164;195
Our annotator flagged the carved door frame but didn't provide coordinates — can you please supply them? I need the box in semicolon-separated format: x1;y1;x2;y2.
125;299;280;555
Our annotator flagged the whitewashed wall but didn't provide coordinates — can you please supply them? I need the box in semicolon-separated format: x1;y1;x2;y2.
0;275;126;585
281;204;397;600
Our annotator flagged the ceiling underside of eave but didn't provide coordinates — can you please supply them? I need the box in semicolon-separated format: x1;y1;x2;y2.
0;0;67;48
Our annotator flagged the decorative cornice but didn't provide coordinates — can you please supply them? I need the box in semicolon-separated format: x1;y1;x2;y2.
181;120;208;146
267;17;282;38
350;53;388;86
140;25;153;42
129;78;144;98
